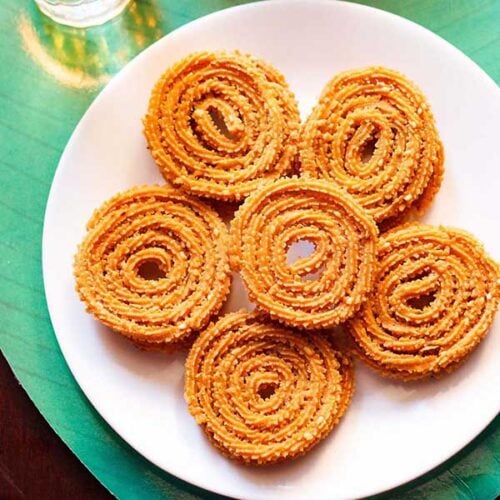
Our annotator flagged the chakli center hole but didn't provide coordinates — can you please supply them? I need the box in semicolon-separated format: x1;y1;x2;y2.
208;106;235;140
138;260;166;281
287;239;316;266
408;291;436;310
257;382;278;400
360;135;378;163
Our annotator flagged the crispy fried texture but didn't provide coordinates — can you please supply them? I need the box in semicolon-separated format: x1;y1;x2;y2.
300;67;444;226
347;223;499;380
74;185;231;349
230;177;379;329
185;311;354;465
144;51;300;201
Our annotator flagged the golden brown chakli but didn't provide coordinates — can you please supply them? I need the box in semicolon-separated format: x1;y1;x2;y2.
347;223;499;380
301;67;444;226
74;185;231;350
230;177;379;329
185;311;354;464
144;51;300;201
72;49;500;469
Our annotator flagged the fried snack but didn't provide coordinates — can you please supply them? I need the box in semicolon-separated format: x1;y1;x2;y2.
74;185;231;350
347;223;499;380
185;311;354;464
144;51;300;201
301;67;444;226
230;177;378;329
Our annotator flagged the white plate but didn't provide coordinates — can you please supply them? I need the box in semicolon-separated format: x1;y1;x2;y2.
42;1;500;498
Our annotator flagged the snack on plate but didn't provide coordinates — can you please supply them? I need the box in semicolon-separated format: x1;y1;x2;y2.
300;67;444;226
185;311;354;464
230;177;378;329
144;51;300;201
74;185;231;350
347;223;499;380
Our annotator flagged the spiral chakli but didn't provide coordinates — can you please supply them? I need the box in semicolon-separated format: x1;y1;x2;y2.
300;67;444;226
144;51;300;201
74;186;231;349
230;177;379;329
347;224;499;380
185;311;354;464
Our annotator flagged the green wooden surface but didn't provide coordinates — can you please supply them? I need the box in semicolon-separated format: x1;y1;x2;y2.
0;0;499;498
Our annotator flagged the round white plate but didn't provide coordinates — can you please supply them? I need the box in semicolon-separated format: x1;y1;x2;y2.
43;1;500;498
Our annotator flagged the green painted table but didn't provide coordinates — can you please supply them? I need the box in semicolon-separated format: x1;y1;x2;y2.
0;1;498;498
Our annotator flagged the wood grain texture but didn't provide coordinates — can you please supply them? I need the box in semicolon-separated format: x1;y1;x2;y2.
0;1;498;498
0;353;111;500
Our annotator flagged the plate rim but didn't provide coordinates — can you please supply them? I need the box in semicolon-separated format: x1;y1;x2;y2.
42;1;500;498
